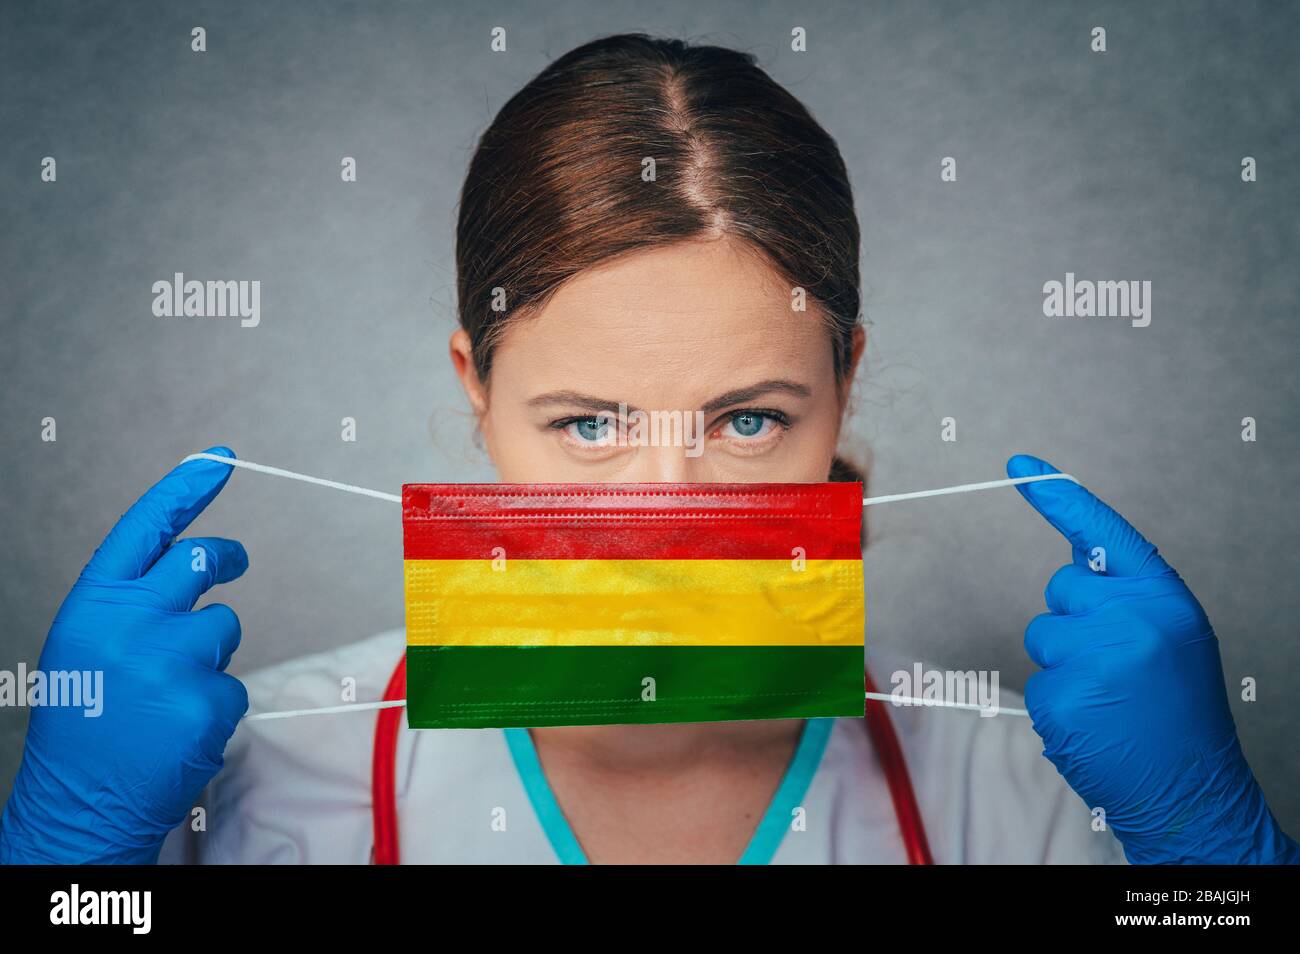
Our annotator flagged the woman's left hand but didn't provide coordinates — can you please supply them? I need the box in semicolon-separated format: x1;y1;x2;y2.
1007;454;1297;864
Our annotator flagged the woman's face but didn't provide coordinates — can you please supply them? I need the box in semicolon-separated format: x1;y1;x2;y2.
451;237;863;484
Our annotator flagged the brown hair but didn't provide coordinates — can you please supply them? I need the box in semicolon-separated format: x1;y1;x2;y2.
455;33;865;483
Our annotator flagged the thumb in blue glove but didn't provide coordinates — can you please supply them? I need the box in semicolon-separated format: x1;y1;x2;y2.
0;447;249;864
1008;454;1297;864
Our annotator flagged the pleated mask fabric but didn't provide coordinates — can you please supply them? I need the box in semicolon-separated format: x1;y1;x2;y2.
401;482;865;728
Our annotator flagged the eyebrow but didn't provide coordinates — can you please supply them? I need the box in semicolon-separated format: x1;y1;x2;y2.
699;380;813;413
526;379;813;415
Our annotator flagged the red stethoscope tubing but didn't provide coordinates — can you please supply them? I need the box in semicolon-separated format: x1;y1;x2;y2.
370;656;933;865
861;667;934;865
371;655;407;865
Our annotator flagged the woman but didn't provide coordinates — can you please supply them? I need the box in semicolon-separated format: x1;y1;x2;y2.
1;35;1294;865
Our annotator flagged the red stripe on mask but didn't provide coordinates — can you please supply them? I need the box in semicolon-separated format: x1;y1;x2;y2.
402;483;863;560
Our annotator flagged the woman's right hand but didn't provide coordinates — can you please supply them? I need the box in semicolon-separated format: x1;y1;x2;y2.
0;447;249;864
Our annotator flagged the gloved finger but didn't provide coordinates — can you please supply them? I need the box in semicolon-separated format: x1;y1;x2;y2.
173;669;251;765
208;671;250;737
1043;562;1115;616
82;446;238;583
141;537;249;612
1023;611;1080;668
1007;454;1172;578
1021;665;1071;744
172;603;243;671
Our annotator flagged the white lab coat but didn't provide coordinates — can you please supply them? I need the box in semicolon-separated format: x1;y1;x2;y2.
160;628;1126;864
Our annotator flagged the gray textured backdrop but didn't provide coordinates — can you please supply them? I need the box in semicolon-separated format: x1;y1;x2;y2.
2;0;1298;831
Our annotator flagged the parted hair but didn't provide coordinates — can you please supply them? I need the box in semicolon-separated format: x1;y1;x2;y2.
455;33;865;484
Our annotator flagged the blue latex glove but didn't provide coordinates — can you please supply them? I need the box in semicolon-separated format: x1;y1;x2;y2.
1009;454;1298;865
0;448;248;864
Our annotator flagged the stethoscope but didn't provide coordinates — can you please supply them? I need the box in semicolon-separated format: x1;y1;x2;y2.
370;656;934;865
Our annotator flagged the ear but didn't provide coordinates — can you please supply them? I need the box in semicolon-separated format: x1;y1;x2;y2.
840;325;867;412
449;329;489;416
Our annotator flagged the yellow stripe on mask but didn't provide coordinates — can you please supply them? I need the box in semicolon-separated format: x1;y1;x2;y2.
404;558;864;648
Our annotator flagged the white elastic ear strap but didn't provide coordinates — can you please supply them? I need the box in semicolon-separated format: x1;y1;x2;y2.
181;453;1078;722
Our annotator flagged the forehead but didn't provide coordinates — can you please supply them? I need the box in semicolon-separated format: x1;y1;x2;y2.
489;238;835;402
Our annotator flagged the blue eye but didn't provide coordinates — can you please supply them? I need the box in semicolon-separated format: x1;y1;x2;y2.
730;412;765;437
721;411;781;440
565;417;611;443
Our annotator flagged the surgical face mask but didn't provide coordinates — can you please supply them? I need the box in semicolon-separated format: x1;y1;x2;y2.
401;482;865;728
179;452;1070;725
